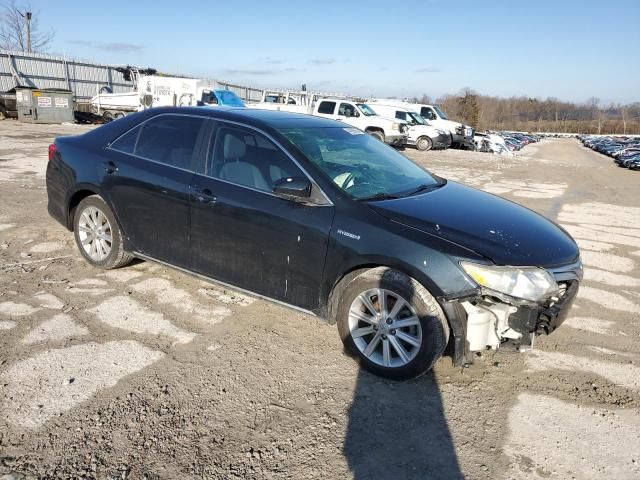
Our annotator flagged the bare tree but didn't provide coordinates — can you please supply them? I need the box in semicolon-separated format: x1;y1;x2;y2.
0;0;54;52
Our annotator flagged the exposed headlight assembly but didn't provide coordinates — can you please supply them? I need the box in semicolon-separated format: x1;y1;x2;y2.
461;262;558;303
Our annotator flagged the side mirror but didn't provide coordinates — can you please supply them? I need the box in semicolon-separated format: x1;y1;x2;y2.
353;111;360;117
273;177;312;199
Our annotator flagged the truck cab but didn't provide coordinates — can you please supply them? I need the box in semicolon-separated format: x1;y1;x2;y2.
312;99;408;147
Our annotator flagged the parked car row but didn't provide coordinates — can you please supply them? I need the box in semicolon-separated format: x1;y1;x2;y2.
579;135;640;170
473;132;540;155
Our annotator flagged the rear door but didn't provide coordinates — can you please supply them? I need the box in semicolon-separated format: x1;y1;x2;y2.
189;121;335;310
104;113;208;267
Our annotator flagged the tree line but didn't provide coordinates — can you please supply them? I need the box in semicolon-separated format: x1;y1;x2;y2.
411;90;640;135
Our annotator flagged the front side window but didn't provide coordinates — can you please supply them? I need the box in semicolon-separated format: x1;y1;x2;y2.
317;101;336;114
111;115;207;171
208;124;304;193
338;103;356;117
280;127;441;201
421;107;437;121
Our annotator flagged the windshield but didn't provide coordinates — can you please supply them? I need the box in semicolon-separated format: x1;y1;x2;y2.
279;126;441;201
433;106;449;120
408;112;427;125
356;103;377;116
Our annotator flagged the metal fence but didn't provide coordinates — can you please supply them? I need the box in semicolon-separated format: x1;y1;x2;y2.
0;49;270;104
0;49;134;101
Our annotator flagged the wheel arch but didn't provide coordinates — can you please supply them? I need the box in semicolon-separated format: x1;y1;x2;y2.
323;258;446;324
364;126;384;134
66;185;103;230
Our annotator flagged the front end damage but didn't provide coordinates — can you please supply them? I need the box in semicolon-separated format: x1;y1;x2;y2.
445;260;582;366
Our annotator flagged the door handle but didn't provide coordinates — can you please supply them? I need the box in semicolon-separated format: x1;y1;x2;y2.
103;160;118;174
191;186;216;205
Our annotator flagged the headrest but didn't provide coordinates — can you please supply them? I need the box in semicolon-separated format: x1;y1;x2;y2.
223;133;246;160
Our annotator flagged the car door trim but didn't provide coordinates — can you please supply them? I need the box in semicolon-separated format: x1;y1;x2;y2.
133;251;319;317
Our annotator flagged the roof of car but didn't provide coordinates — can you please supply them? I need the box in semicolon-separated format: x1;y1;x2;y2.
144;106;342;130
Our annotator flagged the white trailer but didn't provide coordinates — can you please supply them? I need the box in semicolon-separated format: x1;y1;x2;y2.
91;70;222;120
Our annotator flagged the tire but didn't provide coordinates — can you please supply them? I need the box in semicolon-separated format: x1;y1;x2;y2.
335;267;449;380
102;111;113;122
114;112;125;119
416;136;433;151
367;130;385;142
73;195;133;269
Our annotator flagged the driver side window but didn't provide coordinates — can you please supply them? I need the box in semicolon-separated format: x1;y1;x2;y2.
207;124;305;193
421;107;436;121
338;103;356;117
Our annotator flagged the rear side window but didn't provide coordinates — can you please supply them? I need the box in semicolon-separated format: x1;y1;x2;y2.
317;101;336;114
110;125;140;154
111;114;207;171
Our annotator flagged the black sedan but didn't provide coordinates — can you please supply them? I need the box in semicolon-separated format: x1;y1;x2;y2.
46;107;582;379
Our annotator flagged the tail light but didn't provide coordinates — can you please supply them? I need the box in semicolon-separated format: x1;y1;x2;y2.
48;143;57;161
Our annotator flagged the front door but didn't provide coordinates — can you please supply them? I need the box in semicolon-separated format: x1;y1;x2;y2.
103;113;208;267
189;122;334;310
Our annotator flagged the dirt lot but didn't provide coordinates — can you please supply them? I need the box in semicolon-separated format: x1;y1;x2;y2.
1;120;639;480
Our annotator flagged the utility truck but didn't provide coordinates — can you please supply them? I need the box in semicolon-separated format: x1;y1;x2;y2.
250;91;408;146
369;99;475;149
91;68;244;120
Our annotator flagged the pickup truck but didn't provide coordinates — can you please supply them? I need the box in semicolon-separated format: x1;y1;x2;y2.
250;94;408;147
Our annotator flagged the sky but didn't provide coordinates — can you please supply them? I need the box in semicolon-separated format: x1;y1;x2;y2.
19;0;640;104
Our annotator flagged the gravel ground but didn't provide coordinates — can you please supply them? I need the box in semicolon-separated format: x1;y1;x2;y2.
0;120;639;479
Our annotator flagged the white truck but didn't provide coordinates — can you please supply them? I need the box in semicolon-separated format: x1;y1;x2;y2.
250;91;408;147
91;70;244;120
369;99;475;150
369;103;451;151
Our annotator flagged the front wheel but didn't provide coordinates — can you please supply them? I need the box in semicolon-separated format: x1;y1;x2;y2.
73;195;133;269
416;136;433;151
367;130;385;142
336;267;449;380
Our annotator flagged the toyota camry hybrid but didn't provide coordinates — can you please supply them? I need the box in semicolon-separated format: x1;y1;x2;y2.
46;107;582;379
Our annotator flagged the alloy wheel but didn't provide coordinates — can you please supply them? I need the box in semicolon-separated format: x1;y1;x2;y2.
348;288;422;368
77;206;113;261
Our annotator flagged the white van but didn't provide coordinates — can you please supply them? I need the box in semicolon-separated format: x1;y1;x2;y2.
370;99;475;149
370;104;451;151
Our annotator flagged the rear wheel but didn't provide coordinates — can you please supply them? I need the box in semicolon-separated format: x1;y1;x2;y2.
367;130;385;142
73;195;133;269
336;267;449;380
416;136;433;151
102;111;113;122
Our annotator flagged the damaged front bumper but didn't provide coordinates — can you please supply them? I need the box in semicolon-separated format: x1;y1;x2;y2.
444;260;582;366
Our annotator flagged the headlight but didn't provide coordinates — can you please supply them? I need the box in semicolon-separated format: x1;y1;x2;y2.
437;129;447;135
461;262;558;302
391;123;400;131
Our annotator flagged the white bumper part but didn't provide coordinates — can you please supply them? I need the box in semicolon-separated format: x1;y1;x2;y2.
462;301;521;351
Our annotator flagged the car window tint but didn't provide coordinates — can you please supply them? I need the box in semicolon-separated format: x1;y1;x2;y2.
110;125;141;154
134;115;206;171
395;111;408;121
208;125;304;193
317;101;336;114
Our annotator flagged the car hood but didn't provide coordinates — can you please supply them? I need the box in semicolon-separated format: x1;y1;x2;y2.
369;181;579;267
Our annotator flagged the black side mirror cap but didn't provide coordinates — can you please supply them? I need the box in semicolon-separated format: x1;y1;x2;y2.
273;177;312;199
